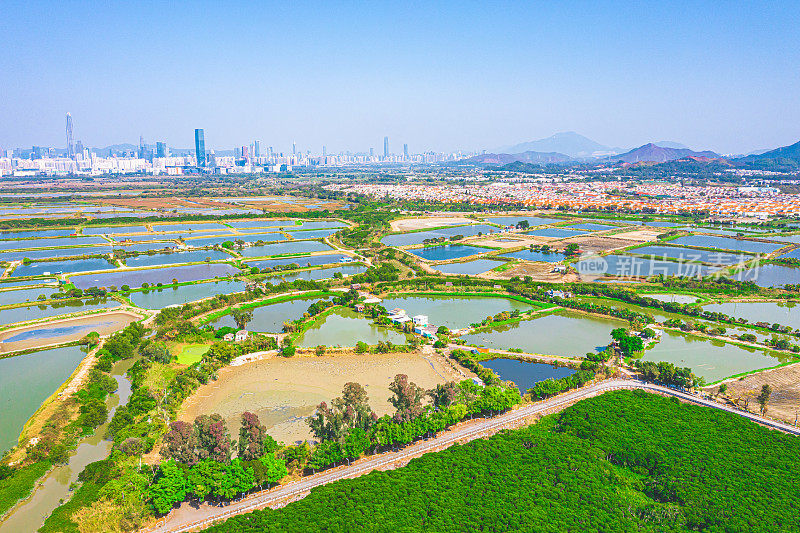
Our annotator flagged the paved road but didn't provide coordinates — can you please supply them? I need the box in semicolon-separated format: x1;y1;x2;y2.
143;379;799;533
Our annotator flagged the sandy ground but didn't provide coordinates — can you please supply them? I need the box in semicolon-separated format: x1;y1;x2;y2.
604;229;661;242
0;311;139;353
390;217;476;232
563;235;648;253
717;363;800;424
481;261;572;282
467;236;546;249
179;352;464;445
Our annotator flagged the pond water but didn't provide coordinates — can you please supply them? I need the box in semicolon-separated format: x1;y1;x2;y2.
227;219;297;229
574;254;718;278
379;295;533;330
671;235;783;254
701;301;800;329
152;222;228;233
730;264;800;287
0;357;135;533
240;240;333;258
128;280;247;309
432;259;502;275
82;225;148;235
779;248;800;259
640;330;790;382
112;242;178;253
762;234;800;244
565;222;618;232
461;310;622;357
71;263;239;289
231;232;285;243
0;278;56;289
0;345;87;453
645;221;685;228
0;299;120;327
481;358;576;393
293;220;346;230
524;227;587;239
11;257;115;277
0;229;75;240
2;246;112;262
265;265;366;284
0;236;107;252
381;225;499;247
408;244;488;261
0;287;57;306
124;249;231;268
500;249;565;262
112;233;174;242
483;216;560;227
3;321;114;343
630;245;752;265
287;229;338;239
295;307;409;347
182;235;238;247
211;297;331;333
246;253;351;270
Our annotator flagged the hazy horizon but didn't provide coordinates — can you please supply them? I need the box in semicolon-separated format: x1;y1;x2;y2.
1;1;798;155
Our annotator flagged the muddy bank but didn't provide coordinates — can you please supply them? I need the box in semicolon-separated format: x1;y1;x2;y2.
0;311;140;353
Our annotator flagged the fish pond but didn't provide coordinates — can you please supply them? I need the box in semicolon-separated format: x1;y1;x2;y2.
480;358;576;393
265;265;366;284
295;308;409;348
128;279;247;309
460;310;622;357
240;240;332;258
630;245;752;265
640;330;792;382
500;249;565;262
524;227;587;239
731;264;800;288
483;216;560;227
124;249;231;268
11;257;116;277
210;296;331;333
381;225;499;247
671;235;783;254
701;301;800;329
379;294;533;330
408;244;488;261
71;263;239;289
574;254;718;278
0;299;120;327
246;253;351;270
432;259;502;275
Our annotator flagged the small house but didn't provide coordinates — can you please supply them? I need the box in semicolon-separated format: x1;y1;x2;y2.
223;332;235;342
354;303;365;312
414;325;438;338
471;377;485;387
412;314;429;326
235;330;249;342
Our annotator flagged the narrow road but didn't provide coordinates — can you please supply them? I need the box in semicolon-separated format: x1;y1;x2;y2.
143;379;800;533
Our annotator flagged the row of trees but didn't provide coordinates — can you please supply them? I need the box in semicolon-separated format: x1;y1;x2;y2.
304;376;522;472
633;360;702;389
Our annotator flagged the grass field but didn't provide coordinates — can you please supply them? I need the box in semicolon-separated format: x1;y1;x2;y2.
176;344;210;365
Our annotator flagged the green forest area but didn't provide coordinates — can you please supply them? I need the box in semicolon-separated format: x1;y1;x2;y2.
204;390;799;532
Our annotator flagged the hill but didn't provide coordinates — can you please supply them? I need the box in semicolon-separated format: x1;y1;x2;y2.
612;143;719;163
495;131;615;158
203;390;800;532
468;150;571;165
740;140;800;162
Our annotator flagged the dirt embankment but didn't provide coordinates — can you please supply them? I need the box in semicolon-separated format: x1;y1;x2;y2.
716;363;800;424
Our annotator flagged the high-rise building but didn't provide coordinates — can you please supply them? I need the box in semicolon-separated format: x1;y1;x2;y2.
138;135;146;159
254;140;261;158
241;146;249;159
383;136;389;158
322;145;326;157
75;140;84;156
156;142;168;158
370;148;374;157
194;129;206;167
403;143;409;159
292;141;296;156
65;113;74;158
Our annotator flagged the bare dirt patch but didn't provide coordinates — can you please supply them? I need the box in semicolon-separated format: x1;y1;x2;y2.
563;235;646;253
390;217;475;232
604;229;660;242
481;261;574;282
717;363;800;424
179;352;463;445
466;235;544;249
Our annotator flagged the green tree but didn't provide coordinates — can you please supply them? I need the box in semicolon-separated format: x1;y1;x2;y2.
389;374;425;423
214;459;255;500
757;384;772;415
231;308;254;330
188;459;225;500
149;460;189;514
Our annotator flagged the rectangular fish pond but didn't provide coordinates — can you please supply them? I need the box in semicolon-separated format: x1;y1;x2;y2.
70;263;240;289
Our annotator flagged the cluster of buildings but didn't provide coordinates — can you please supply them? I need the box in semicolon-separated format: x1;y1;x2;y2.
326;180;800;218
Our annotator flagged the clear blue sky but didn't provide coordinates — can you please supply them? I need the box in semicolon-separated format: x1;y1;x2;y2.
1;1;798;155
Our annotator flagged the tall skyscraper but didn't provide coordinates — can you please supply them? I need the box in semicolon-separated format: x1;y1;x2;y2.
254;140;261;158
403;143;409;159
156;142;168;158
383;136;389;158
292;141;296;156
194;129;206;167
138;135;146;159
65;113;74;158
370;147;374;157
322;145;326;157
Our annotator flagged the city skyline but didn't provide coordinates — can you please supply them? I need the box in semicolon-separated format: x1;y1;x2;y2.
1;1;798;154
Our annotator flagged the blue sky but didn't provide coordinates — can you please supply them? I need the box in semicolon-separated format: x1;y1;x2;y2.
1;1;798;155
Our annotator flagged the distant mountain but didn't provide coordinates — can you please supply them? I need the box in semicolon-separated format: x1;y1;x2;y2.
611;143;719;163
739;140;800;162
495;132;616;158
653;141;688;149
468;151;571;165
